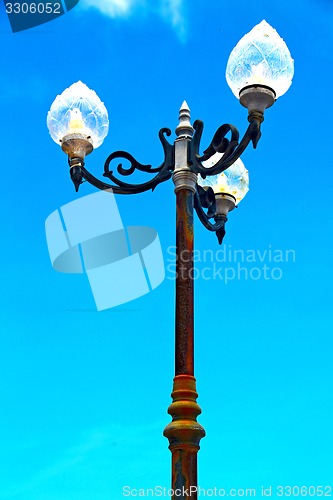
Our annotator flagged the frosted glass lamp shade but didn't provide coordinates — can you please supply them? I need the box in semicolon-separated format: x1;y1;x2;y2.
198;154;249;204
226;20;294;99
47;81;109;149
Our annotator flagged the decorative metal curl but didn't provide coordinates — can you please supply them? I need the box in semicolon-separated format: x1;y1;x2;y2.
189;112;263;178
77;128;174;194
194;186;228;245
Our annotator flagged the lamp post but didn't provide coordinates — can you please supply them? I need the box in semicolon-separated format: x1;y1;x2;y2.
47;20;293;498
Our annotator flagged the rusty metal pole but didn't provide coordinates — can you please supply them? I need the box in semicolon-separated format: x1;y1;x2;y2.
164;103;205;499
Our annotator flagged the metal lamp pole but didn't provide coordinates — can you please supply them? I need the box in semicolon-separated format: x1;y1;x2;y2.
163;105;205;499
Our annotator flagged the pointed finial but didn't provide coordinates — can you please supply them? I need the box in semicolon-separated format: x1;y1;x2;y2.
176;100;194;138
70;164;83;192
181;100;190;111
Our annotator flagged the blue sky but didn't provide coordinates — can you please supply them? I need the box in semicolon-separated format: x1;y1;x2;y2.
0;0;333;498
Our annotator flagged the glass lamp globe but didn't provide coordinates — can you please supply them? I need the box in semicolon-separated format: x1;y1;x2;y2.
198;153;249;205
226;20;294;99
46;81;109;149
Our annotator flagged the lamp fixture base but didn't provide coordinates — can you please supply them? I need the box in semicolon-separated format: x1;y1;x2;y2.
239;85;276;114
61;134;93;192
61;133;94;160
215;193;236;216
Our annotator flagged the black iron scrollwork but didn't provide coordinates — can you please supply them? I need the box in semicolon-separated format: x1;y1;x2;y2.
78;128;174;195
71;111;264;242
194;186;228;244
189;113;263;178
74;110;262;196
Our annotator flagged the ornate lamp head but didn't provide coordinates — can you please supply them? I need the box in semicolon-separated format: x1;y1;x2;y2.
226;20;294;113
47;81;109;161
198;154;249;215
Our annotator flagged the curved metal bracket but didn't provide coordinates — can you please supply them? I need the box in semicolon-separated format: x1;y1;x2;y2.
72;128;174;194
189;112;263;178
194;186;228;244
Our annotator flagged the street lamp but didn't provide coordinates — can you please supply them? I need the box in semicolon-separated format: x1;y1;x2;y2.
47;20;293;498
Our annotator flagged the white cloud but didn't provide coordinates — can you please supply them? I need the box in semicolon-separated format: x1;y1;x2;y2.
80;0;136;17
79;0;187;39
160;0;186;39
